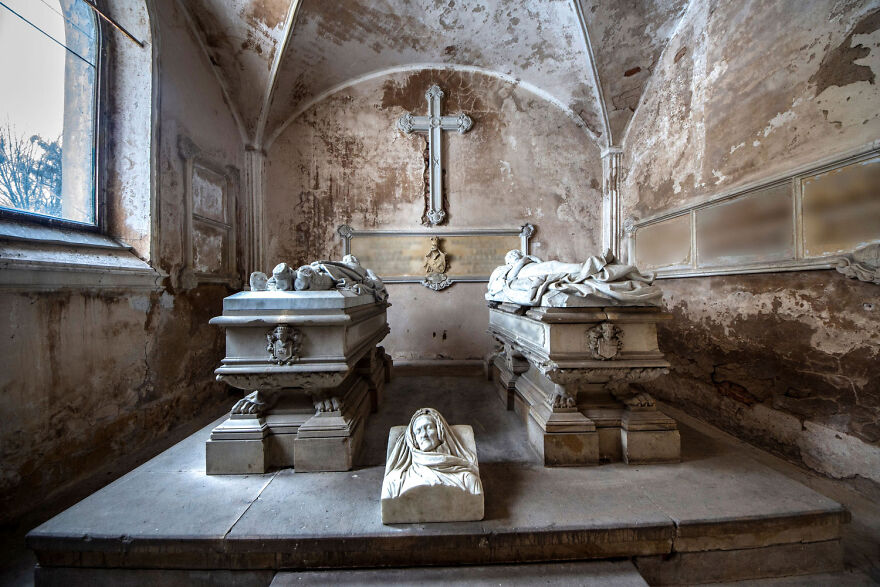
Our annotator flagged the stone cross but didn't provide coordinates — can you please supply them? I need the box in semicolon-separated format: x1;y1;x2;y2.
396;85;473;225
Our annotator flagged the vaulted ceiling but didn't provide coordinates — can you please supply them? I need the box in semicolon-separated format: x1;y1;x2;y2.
177;0;690;149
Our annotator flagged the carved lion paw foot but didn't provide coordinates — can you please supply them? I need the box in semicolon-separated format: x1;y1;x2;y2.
315;397;343;413
231;391;266;416
551;393;576;409
624;392;656;408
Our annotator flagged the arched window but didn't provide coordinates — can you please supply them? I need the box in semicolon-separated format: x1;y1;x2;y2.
0;0;98;227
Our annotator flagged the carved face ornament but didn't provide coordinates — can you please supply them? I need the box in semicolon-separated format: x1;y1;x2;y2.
412;414;441;452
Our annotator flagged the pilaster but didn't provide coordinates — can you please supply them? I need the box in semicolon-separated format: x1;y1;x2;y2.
602;147;624;259
244;146;266;276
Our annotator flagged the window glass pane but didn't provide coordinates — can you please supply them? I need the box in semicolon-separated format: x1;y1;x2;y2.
0;0;97;225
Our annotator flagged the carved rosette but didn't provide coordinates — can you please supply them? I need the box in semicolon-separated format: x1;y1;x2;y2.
456;113;473;133
266;325;302;365
421;274;454;291
426;208;446;225
425;84;444;100
586;323;623;360
835;243;880;285
397;113;415;134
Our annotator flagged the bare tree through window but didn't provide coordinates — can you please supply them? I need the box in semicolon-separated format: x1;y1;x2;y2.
0;124;63;218
0;0;97;225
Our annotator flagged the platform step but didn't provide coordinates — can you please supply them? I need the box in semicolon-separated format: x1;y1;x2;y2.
26;377;850;586
270;561;648;586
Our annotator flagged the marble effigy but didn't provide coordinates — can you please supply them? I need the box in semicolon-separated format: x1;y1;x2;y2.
486;249;662;308
381;408;484;524
487;250;680;466
206;256;391;474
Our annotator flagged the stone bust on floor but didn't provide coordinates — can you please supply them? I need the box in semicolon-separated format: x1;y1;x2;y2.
382;408;482;499
381;408;484;523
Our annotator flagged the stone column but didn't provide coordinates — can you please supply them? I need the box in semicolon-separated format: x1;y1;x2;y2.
243;146;266;276
601;147;624;259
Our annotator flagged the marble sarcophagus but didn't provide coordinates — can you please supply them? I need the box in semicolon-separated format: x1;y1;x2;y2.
486;250;680;466
206;257;391;474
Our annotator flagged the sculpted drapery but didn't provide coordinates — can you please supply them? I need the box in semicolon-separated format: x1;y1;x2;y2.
381;408;483;499
486;249;662;307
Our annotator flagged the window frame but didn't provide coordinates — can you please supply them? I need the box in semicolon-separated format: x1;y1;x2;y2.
0;0;105;233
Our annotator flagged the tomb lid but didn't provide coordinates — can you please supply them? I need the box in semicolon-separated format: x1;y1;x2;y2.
221;289;380;313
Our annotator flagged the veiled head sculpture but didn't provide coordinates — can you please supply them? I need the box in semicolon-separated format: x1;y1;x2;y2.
381;408;483;500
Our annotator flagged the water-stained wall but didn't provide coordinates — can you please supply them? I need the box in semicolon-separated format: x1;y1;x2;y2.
623;0;880;216
622;0;880;495
0;1;244;525
265;68;604;361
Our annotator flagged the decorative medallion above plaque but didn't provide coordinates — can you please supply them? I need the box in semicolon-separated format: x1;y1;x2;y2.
338;224;535;291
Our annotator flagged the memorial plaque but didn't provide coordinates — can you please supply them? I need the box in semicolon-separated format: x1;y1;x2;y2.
338;225;534;283
696;183;794;267
192;165;227;223
802;155;880;257
634;214;692;271
193;223;226;274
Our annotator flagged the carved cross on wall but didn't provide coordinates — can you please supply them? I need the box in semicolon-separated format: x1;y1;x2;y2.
396;85;473;225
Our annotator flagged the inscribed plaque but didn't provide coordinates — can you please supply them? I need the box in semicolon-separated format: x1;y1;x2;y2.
696;183;794;267
634;214;692;271
802;156;880;257
350;234;521;280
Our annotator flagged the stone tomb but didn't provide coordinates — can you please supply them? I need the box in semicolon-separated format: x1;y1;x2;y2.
489;304;680;466
206;286;390;474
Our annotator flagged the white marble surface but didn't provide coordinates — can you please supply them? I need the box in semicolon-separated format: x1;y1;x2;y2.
222;289;378;311
381;410;484;524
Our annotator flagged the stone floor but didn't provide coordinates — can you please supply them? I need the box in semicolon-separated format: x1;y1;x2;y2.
14;376;880;585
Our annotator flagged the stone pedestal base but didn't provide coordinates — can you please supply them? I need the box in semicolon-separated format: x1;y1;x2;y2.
621;408;681;464
295;376;370;472
358;346;388;413
206;438;267;475
492;359;517;411
207;354;386;474
205;415;269;475
516;367;599;466
492;347;529;411
489;305;682;467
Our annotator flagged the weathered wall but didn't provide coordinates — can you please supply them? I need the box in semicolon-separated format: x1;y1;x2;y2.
623;0;880;217
621;0;880;494
0;1;244;525
265;68;604;361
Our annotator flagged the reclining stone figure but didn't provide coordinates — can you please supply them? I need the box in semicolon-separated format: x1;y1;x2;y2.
250;254;388;303
486;249;662;308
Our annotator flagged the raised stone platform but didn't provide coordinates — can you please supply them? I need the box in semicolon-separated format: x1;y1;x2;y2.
27;377;849;585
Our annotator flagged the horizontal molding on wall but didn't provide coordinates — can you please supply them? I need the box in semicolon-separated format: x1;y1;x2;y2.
627;142;880;279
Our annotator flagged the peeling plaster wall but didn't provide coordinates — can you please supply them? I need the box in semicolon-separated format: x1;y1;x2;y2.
182;0;293;139
265;0;604;144
265;68;603;361
623;0;880;216
582;0;688;145
621;0;880;494
0;1;244;525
